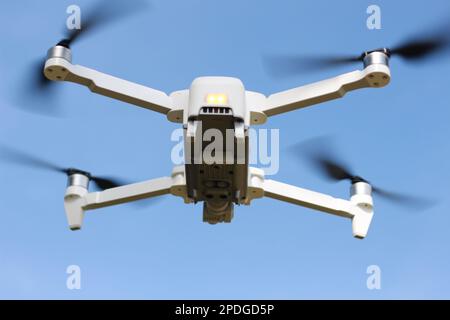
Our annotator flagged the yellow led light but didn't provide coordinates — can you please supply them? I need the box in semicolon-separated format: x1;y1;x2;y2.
206;94;228;105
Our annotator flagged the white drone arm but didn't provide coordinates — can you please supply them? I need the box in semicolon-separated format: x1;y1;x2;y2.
64;166;189;230
263;63;390;117
246;168;374;239
83;177;173;210
44;47;173;115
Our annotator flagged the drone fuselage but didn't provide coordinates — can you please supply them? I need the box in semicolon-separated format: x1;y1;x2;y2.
182;77;251;223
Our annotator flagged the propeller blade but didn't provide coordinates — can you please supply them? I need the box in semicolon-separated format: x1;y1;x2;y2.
371;186;435;210
265;15;450;76
313;156;356;182
390;36;450;60
17;0;150;117
292;136;358;182
0;145;65;173
0;145;160;207
0;144;131;190
292;136;435;211
388;16;450;60
60;0;150;47
263;54;361;77
90;176;125;190
15;58;62;117
33;59;52;90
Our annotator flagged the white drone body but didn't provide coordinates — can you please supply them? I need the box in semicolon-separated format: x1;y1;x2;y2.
44;45;391;239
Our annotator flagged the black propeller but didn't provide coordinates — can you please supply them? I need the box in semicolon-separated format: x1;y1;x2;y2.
0;145;124;191
57;0;149;49
16;59;62;116
265;18;450;76
293;136;435;211
18;0;149;116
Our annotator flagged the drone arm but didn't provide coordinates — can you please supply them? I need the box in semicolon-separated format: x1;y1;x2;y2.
263;64;390;117
263;179;354;218
64;167;189;230
44;57;173;115
263;179;373;238
245;169;374;238
83;177;173;210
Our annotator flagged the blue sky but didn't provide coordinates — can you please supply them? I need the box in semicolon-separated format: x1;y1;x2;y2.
0;0;450;299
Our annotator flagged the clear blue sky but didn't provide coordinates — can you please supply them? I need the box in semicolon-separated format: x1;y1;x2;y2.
0;0;450;299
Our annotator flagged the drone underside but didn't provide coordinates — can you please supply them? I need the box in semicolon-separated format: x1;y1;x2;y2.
37;42;394;239
5;0;447;239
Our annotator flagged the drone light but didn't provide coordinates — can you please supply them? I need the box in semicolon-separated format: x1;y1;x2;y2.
206;93;228;105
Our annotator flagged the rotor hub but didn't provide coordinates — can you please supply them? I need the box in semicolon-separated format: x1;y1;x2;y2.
46;45;72;62
363;49;390;68
351;181;372;197
66;168;91;189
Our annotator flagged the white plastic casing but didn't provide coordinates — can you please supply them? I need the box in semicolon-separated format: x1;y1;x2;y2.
188;77;246;121
44;46;391;238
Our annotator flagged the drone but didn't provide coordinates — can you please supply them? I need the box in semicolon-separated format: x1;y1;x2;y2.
5;1;448;238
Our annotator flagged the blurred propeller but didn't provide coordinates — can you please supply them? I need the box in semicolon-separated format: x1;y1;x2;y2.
58;0;149;49
17;0;150;116
263;54;363;76
0;144;125;191
0;144;161;208
265;17;450;76
16;59;61;116
292;136;435;211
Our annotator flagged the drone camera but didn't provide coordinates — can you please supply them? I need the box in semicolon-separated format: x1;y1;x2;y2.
203;201;234;224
